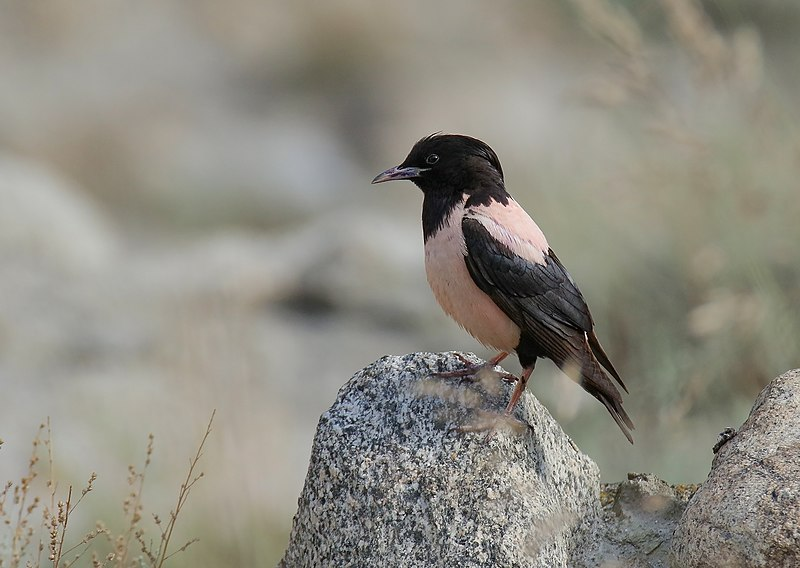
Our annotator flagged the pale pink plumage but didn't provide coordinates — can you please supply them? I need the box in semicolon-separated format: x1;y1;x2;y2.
424;196;549;352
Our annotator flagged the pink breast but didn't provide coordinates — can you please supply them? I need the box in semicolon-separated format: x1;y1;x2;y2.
465;199;549;263
424;200;521;352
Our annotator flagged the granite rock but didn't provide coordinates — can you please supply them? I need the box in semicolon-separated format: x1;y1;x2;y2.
577;473;698;568
670;369;800;567
279;352;601;568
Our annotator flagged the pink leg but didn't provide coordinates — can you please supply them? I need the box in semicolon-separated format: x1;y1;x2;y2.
488;351;510;366
440;353;531;440
504;363;534;415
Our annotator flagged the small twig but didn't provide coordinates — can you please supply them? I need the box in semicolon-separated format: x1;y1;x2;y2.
154;410;215;568
163;538;199;561
69;473;97;514
52;486;72;567
119;434;154;565
645;540;663;555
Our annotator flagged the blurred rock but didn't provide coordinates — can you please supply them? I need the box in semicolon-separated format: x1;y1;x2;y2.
280;352;601;568
124;232;291;302
577;473;698;568
129;110;365;229
276;208;430;325
0;155;117;272
670;368;800;568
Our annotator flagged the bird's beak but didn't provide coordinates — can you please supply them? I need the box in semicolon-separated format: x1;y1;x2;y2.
371;165;427;184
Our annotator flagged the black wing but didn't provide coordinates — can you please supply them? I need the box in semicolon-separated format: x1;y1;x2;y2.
462;216;591;333
462;216;634;442
462;216;626;391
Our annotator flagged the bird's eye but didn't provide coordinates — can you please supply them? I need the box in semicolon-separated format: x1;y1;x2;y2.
425;154;440;165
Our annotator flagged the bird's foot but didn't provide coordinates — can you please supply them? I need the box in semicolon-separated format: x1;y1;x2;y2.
433;352;518;384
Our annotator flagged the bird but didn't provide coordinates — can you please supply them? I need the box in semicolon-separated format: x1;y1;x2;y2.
372;133;634;443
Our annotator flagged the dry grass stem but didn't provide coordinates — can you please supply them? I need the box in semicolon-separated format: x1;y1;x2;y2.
1;413;215;568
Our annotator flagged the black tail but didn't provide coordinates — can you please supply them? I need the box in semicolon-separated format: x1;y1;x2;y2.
560;340;635;444
581;366;635;444
587;329;628;394
518;321;634;443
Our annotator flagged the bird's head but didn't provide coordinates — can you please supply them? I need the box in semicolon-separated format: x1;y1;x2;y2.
372;133;505;195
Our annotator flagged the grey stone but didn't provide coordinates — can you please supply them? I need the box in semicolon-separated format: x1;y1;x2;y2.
577;473;699;568
279;352;601;568
279;208;432;324
0;155;117;272
670;368;800;568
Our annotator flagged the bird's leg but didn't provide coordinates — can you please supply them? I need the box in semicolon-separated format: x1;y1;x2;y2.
457;362;535;443
433;351;517;383
488;351;510;366
504;363;535;415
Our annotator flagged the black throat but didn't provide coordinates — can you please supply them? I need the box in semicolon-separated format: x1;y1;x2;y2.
418;156;509;241
421;191;464;242
420;187;511;242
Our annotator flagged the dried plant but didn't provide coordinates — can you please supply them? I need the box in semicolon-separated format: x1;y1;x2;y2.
0;412;215;568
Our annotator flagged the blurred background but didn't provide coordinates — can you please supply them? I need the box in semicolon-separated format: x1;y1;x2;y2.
1;0;799;565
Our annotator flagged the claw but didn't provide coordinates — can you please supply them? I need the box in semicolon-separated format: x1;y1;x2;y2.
434;352;532;441
432;352;518;384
